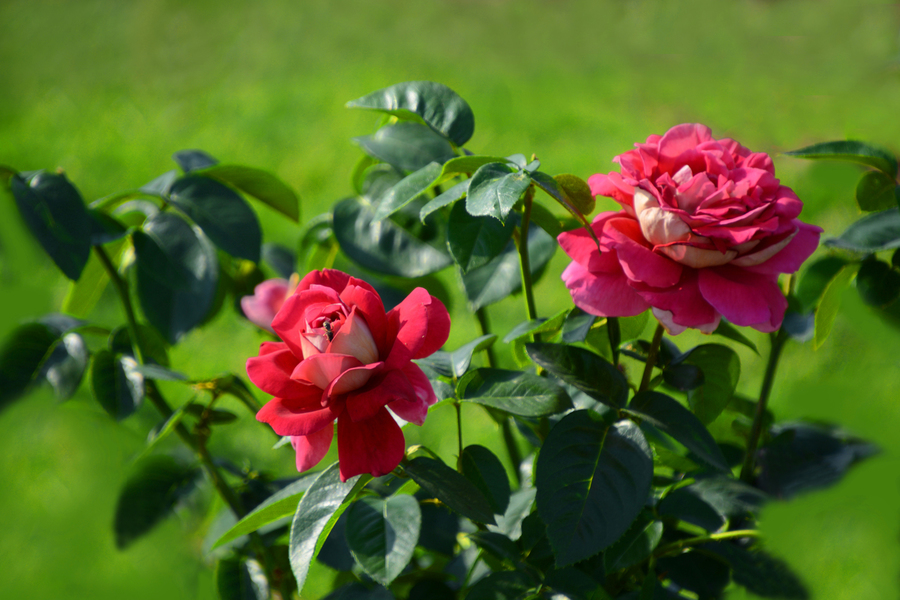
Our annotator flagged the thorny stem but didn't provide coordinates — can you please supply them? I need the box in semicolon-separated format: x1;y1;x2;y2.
97;244;280;597
639;323;665;393
515;188;539;328
653;529;761;558
740;330;789;482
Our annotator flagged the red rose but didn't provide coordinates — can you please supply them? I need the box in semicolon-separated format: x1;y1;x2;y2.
247;270;450;480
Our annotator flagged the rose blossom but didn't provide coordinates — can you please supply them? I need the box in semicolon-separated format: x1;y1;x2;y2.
558;124;822;334
246;269;450;480
241;275;299;333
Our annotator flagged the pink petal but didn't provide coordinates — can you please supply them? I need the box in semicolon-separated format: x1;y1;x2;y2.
293;353;363;390
329;307;379;364
345;370;416;423
271;287;343;357
257;398;338;437
557;213;621;271
290;426;334;473
631;270;719;330
337;407;406;481
246;344;318;399
340;285;389;357
295;269;353;294
588;172;635;209
698;267;787;331
327;362;382;396
561;261;650;317
388;364;434;425
241;278;290;332
603;218;684;287
743;221;822;275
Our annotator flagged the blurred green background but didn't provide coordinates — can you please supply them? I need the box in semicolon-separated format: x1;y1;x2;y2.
2;0;900;598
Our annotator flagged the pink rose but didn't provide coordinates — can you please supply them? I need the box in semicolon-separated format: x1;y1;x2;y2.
241;276;299;333
246;269;450;480
559;124;822;334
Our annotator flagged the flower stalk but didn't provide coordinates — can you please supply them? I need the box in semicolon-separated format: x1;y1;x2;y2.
639;323;665;393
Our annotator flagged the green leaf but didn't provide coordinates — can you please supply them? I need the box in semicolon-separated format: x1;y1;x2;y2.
467;530;519;563
195;164;300;222
677;477;767;519
528;200;565;238
323;583;395;600
464;571;535;600
536;413;653;566
656;488;726;532
90;350;144;420
403;456;496;524
460;445;511;515
168;175;262;262
705;542;809;599
554;174;595;216
856;170;899;212
814;263;860;349
680;344;741;425
461;221;556;310
0;322;59;410
711;320;759;354
353;122;455;172
172;149;218;172
526;342;628;409
530;170;602;249
458;368;572;417
656;551;731;599
345;495;421;586
603;510;663;572
133;213;219;343
439;155;511;180
627;391;730;473
332;197;451;278
114;455;201;548
794;256;850;313
373;161;442;221
297;214;334;273
447;201;516;273
414;333;496;379
215;556;269;600
289;463;370;594
785;140;897;178
10;171;92;280
855;258;900;307
826;208;900;252
346;81;475;147
40;332;89;400
87;208;128;245
466;162;531;223
419;179;469;222
61;252;110;317
212;476;314;549
490;487;536;541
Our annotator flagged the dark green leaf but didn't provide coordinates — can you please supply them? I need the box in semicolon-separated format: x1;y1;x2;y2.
460;445;511;515
213;476;315;549
785;140;897;178
133;213;219;343
40;333;88;399
61;252;110;318
467;530;519;563
661;363;705;391
140;170;178;195
196;164;300;222
528;200;565;238
656;488;726;532
603;510;663;572
627;392;730;473
90;350;144;420
345;495;421;586
353;122;455;172
856;170;899;212
439;155;511;179
711;320;759;354
448;201;516;273
814;263;859;349
216;556;269;600
346;81;475;147
756;422;877;499
793;256;850;313
10;172;91;280
526;343;628;409
682;477;767;518
530;170;602;249
680;344;740;425
419;179;469;222
169;175;261;262
458;368;572;417
461;223;556;310
656;551;730;599
705;542;809;599
172;149;218;172
372;161;442;221
827;208;900;252
262;243;296;279
464;571;535;600
403;456;495;524
561;308;597;344
416;489;460;555
490;486;536;541
466;162;531;223
114;455;201;548
332;197;451;278
554;174;595;216
297;214;334;272
87;208;128;245
855;258;900;307
536;413;653;566
289;463;369;593
110;324;170;367
414;333;496;378
0;322;59;410
322;583;395;600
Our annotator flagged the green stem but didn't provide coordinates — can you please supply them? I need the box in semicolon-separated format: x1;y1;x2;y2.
653;529;761;558
501;418;523;487
516;188;539;326
639;323;665;393
475;307;498;368
740;330;788;482
94;246;144;364
455;401;464;471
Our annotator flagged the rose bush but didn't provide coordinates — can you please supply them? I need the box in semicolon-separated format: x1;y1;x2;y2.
558;123;823;333
246;269;450;480
240;276;298;333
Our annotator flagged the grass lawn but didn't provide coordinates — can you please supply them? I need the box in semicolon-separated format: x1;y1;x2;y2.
1;1;899;598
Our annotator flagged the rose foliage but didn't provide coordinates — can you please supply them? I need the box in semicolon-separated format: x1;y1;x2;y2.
2;81;895;600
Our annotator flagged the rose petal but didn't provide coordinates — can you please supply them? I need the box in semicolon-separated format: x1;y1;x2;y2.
339;285;389;357
257;398;338;437
290;426;334;473
603;217;684;287
631;270;719;331
272;287;343;357
388;363;438;425
742;221;822;275
698;267;787;331
345;370;416;423
293;353;363;390
385;288;450;369
241;278;290;332
561;261;650;317
327;362;382;396
329;307;379;365
337;406;406;481
246;344;320;399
